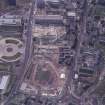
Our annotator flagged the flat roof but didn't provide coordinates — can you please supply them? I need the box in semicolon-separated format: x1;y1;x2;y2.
0;75;10;90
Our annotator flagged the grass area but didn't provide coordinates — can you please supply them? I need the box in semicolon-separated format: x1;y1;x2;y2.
93;5;105;17
0;63;10;71
95;42;105;58
9;93;26;105
2;52;22;61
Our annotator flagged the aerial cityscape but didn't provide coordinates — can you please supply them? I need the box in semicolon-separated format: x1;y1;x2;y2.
0;0;105;105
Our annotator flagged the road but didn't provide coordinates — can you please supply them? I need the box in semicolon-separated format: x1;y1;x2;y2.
57;0;89;104
70;0;88;103
74;0;88;72
3;0;36;105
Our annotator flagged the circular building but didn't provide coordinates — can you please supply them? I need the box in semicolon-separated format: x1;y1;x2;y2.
0;37;24;62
